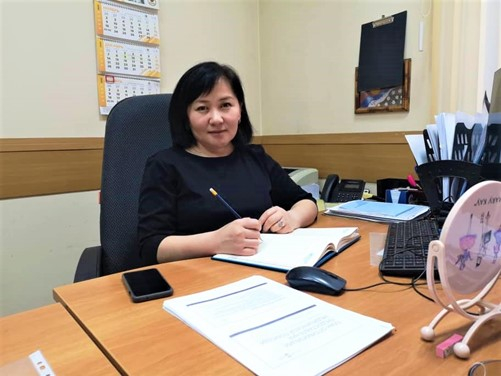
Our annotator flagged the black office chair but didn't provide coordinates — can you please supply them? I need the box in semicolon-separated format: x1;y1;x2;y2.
74;94;172;282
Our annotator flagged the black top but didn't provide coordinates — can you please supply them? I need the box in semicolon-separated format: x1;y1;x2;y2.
138;144;315;265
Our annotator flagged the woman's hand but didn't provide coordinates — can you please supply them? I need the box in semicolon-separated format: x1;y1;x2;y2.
259;206;295;234
215;218;262;255
259;200;317;234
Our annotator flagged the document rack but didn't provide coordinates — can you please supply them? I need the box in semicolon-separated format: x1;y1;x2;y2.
415;160;484;220
480;122;501;180
481;162;501;181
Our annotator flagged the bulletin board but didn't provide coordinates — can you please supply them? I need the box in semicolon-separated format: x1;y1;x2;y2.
94;0;161;115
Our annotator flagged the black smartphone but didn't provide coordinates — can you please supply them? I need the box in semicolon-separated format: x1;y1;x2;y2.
122;268;173;303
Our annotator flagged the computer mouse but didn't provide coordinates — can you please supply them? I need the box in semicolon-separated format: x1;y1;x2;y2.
285;266;346;296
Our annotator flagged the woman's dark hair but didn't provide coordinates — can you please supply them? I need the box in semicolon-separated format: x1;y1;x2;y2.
168;61;254;148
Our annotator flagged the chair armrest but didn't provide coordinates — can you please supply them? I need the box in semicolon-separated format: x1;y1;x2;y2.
73;246;103;282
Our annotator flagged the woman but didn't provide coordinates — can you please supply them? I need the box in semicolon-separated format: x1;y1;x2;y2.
138;61;317;264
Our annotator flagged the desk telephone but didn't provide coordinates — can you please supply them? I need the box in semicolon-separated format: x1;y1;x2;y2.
321;174;365;203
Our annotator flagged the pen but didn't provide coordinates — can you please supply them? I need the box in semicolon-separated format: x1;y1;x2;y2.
209;188;242;219
209;188;263;243
407;174;422;190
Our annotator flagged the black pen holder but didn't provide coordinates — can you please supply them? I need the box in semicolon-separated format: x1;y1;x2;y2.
415;161;484;218
481;162;501;181
415;159;501;221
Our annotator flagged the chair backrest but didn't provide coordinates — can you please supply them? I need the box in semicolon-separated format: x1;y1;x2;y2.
100;94;172;275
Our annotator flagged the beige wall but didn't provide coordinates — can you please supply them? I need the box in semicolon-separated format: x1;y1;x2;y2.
159;0;261;133
1;0;432;316
0;0;261;138
1;1;101;138
259;0;432;135
1;0;432;140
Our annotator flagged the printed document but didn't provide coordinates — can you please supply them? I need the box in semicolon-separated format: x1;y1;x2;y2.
163;275;393;376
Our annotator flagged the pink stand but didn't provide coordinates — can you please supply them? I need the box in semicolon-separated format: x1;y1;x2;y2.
419;181;501;359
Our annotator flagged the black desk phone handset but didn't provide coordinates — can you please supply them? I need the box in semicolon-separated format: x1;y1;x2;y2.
321;174;365;203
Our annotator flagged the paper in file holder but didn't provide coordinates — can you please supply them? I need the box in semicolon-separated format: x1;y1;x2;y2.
420;180;501;359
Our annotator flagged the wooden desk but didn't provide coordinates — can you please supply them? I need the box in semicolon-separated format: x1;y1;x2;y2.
53;216;501;375
0;303;118;375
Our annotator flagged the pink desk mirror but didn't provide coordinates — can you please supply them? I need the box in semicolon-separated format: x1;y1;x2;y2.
420;180;501;358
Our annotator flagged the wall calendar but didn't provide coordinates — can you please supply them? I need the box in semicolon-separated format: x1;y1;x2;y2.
97;74;160;115
115;0;159;11
94;0;161;115
94;0;160;45
96;37;160;77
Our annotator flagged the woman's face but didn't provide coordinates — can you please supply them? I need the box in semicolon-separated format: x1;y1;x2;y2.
187;78;241;157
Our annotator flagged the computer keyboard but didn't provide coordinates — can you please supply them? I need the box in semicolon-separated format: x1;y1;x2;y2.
380;219;440;278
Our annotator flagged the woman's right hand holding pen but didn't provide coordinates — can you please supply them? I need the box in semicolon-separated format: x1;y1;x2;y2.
156;217;261;263
215;218;262;256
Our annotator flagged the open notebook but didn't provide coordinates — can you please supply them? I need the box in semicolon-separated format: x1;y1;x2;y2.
212;227;360;272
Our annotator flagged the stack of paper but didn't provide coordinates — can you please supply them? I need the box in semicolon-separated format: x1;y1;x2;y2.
325;199;430;223
407;112;490;167
163;276;394;376
405;112;493;203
